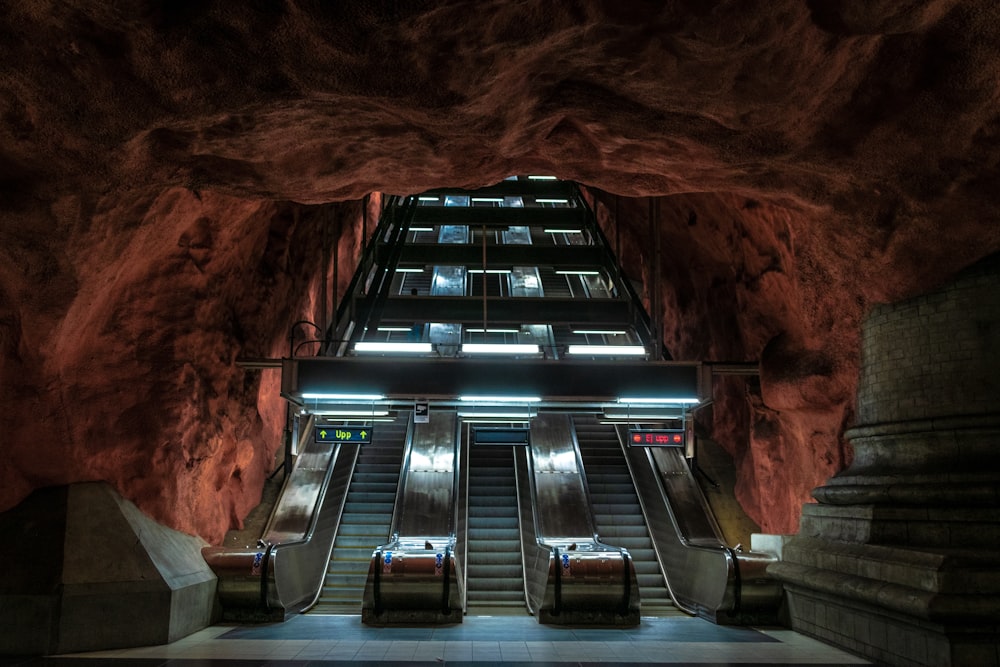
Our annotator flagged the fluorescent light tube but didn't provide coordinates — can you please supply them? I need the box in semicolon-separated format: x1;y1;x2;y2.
566;345;646;356
462;343;540;355
395;267;425;272
528;175;557;180
459;396;542;403
466;328;520;333
377;326;413;332
313;409;390;417
354;342;433;353
618;397;700;404
418;196;439;201
467;269;512;274
536;198;569;204
301;392;385;401
572;329;626;335
543;228;582;234
408;226;434;232
458;411;533;419
471;197;504;202
555;270;600;275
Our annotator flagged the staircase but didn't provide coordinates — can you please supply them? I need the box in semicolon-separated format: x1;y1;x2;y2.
309;418;407;614
574;415;678;615
465;444;526;614
537;266;573;298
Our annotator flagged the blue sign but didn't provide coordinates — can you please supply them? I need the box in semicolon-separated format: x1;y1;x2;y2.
473;427;530;445
316;427;372;443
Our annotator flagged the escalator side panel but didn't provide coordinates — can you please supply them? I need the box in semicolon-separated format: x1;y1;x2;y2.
396;411;458;537
362;411;463;624
622;439;735;621
529;413;594;541
526;413;640;626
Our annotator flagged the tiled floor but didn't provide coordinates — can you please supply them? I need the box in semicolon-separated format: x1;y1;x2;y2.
1;614;871;666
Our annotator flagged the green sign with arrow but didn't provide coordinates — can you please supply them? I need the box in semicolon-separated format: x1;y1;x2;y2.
315;426;373;444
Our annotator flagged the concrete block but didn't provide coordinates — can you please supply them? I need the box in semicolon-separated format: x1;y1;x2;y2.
0;482;218;655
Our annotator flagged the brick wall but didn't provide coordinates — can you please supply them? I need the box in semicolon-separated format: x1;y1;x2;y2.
857;254;1000;425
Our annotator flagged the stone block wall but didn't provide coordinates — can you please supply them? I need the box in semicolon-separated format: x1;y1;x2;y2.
770;253;1000;667
857;256;1000;425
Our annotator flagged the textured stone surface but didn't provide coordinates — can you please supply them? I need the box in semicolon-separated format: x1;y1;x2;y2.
857;255;1000;425
3;2;1000;542
773;255;1000;665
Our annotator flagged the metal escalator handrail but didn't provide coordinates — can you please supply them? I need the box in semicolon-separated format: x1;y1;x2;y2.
203;416;359;617
514;445;549;615
616;425;737;619
260;414;318;540
574;183;659;356
325;195;400;354
385;412;416;541
296;442;362;612
264;436;361;613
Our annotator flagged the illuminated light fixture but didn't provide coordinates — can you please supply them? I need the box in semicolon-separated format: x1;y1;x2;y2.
462;343;540;355
528;175;557;180
536;198;569;204
466;328;520;333
460;395;542;403
543;228;582;234
418;196;439;201
555;270;600;275
354;342;433;353
468;269;512;274
471;197;504;202
566;345;646;356
313;409;390;417
572;329;626;335
600;415;678;423
408;227;434;232
618;397;700;405
458;411;533;419
301;392;385;401
395;267;425;272
377;326;414;332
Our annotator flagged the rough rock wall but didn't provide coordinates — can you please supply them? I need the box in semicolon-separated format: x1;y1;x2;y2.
3;1;1000;541
0;188;372;542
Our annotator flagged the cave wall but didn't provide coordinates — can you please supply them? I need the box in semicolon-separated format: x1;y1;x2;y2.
3;1;1000;542
0;188;372;542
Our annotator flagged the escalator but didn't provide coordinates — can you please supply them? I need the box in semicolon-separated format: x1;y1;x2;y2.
465;444;525;614
574;416;676;616
310;417;407;614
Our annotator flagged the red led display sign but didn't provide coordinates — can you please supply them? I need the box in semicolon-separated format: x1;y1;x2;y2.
629;429;685;447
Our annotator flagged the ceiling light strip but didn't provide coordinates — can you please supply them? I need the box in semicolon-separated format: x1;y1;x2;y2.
566;345;646;356
459;396;542;403
354;342;433;353
462;343;540;355
301;392;385;401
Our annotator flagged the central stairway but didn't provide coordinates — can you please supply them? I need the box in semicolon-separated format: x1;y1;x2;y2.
574;415;679;616
465;444;526;614
309;418;407;614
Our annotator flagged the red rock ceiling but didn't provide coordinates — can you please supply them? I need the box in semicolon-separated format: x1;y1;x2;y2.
2;1;1000;542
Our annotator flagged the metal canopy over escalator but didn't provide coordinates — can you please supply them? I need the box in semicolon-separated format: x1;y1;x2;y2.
204;175;781;627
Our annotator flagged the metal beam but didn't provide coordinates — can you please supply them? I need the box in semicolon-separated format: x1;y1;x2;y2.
411;207;585;228
376;296;632;325
421;180;577;199
381;244;605;267
283;357;700;403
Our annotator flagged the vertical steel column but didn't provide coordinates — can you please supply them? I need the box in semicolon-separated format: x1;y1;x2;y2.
481;223;488;335
320;208;329;341
650;198;662;360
